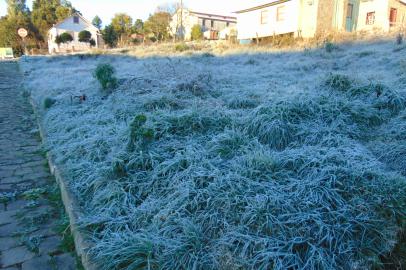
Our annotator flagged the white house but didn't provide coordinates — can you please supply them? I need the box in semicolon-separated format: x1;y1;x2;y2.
355;0;406;32
48;13;102;54
235;0;406;42
170;9;237;40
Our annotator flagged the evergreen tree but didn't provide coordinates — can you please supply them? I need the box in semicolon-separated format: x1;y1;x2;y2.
92;15;102;29
31;0;78;46
133;19;144;34
102;24;118;48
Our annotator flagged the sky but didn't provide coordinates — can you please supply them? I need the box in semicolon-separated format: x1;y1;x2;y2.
0;0;251;26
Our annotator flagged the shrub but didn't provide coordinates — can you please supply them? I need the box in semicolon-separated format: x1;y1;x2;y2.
325;73;352;92
191;25;203;41
175;43;190;52
93;63;118;91
55;32;73;45
396;33;403;45
127;114;154;151
79;30;92;42
325;40;338;53
44;97;56;109
89;39;96;47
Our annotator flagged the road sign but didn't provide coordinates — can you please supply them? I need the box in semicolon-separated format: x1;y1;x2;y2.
18;28;28;38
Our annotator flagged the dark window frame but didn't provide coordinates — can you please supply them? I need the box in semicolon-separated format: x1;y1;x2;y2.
366;12;375;25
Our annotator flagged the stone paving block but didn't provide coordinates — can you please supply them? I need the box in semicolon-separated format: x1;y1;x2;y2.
39;235;62;254
21;255;53;270
0;222;25;237
0;62;75;269
1;176;25;184
53;253;76;270
6;200;28;211
0;210;19;225
0;246;36;267
0;237;19;251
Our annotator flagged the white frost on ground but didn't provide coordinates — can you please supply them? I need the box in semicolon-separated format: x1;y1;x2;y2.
21;40;406;269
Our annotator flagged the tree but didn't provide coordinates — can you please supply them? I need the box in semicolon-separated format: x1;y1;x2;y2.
133;19;144;34
92;15;102;29
156;2;182;15
0;0;33;55
55;5;71;21
79;30;92;42
6;0;28;17
102;24;118;48
144;12;171;42
191;25;203;40
31;0;78;46
111;13;133;45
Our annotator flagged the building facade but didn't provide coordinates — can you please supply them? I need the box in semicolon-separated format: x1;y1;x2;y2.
48;14;103;54
235;0;406;41
170;9;237;40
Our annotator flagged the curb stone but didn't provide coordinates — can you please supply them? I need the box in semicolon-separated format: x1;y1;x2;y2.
29;97;98;270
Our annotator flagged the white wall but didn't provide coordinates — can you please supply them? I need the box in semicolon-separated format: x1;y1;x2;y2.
356;0;390;32
237;0;300;40
297;0;320;38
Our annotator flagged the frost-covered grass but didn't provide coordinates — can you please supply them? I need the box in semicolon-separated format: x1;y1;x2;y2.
21;40;406;269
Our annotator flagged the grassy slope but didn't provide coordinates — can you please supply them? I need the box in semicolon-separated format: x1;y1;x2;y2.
21;40;406;270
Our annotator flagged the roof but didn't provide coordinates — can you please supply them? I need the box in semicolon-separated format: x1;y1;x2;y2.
49;13;99;32
189;10;237;22
234;0;291;14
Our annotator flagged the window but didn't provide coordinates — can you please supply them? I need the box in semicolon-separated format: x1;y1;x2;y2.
73;16;79;24
211;20;214;28
277;6;286;21
346;4;353;19
366;12;375;25
202;19;206;27
261;10;269;24
389;8;397;26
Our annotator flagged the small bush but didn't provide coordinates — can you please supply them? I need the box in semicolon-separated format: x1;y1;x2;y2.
127;115;154;151
396;33;403;45
93;63;118;91
89;38;96;47
191;25;203;41
325;41;338;53
79;30;92;42
201;52;215;58
175;43;190;52
44;97;56;109
325;73;352;92
55;32;73;45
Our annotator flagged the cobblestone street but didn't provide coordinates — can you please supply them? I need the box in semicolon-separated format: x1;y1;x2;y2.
0;61;77;270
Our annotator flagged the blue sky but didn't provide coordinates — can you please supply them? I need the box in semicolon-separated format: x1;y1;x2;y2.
0;0;249;25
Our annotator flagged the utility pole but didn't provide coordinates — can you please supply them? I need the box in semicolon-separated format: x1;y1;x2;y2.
180;0;184;40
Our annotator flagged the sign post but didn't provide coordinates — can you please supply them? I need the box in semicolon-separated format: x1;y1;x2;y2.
17;28;28;55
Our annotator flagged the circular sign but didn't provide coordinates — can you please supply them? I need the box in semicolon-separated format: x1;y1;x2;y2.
18;28;28;38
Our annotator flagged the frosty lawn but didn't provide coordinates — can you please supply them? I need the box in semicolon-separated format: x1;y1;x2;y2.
21;40;406;269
